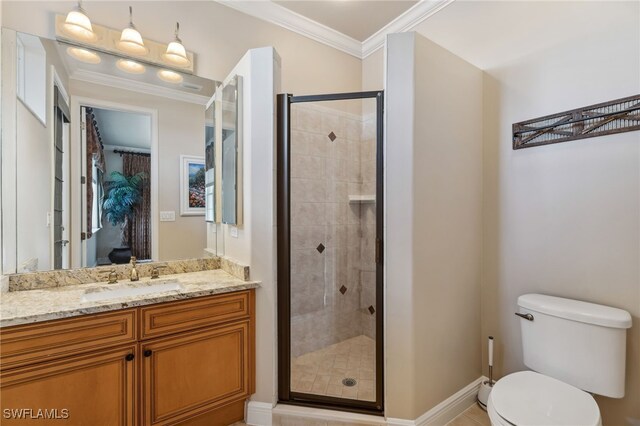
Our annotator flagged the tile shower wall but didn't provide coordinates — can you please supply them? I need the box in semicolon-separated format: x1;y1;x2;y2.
290;103;377;357
359;115;377;340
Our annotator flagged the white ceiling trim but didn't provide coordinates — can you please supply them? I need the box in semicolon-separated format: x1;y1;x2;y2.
215;0;454;59
70;69;211;105
361;0;455;58
217;0;362;58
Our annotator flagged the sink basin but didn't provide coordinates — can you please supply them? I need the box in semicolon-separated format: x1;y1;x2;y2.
81;281;184;303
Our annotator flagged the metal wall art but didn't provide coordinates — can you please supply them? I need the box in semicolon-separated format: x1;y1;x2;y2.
513;94;640;149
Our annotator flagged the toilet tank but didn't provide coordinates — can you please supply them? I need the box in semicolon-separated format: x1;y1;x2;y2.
518;294;632;398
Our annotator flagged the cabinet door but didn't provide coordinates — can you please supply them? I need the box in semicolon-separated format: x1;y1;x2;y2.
0;346;136;426
141;322;251;425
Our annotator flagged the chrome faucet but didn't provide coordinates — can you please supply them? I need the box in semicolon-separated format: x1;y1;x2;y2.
130;256;139;281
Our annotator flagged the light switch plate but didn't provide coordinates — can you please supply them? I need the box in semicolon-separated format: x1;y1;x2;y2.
230;226;238;238
160;211;176;222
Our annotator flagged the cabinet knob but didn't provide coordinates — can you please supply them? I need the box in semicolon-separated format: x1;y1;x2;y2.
144;349;153;357
125;353;135;361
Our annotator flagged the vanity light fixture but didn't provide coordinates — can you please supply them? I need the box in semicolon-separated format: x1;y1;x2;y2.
117;6;148;56
157;69;183;84
162;22;191;68
116;58;146;74
66;47;101;64
63;0;97;42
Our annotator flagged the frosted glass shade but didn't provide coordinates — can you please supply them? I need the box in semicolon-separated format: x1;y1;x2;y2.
162;41;191;67
157;69;183;84
66;47;101;64
116;59;146;74
118;27;148;55
63;8;97;42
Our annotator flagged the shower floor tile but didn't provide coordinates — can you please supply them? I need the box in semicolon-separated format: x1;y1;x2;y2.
291;335;376;402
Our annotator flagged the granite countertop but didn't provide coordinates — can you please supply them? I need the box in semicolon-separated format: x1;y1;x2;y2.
0;269;260;328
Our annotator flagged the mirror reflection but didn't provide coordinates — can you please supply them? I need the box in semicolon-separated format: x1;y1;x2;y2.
221;75;242;226
2;29;230;273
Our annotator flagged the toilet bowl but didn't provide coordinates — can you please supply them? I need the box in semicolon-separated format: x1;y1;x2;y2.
487;371;601;426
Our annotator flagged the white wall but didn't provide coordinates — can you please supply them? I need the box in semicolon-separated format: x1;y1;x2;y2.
482;2;640;424
218;47;280;408
385;32;483;420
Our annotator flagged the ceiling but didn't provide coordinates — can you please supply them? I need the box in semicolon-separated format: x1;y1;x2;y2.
92;108;151;150
274;1;418;41
413;1;638;70
219;0;453;58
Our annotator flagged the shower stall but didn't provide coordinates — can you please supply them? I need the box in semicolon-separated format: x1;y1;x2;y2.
277;91;384;414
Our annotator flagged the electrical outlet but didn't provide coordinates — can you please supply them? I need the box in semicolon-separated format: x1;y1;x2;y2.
160;211;176;222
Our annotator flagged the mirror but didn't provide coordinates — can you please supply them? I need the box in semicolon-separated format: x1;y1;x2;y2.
220;75;243;226
1;28;226;274
204;98;216;223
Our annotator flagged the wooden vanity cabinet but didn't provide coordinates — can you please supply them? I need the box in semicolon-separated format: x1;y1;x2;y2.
1;345;137;426
0;289;255;426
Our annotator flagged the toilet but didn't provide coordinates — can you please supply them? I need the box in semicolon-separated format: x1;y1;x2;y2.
487;294;632;426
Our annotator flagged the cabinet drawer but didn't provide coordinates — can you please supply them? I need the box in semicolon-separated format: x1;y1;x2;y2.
139;291;251;339
0;310;137;370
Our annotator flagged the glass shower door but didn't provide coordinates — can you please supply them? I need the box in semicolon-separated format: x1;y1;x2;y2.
277;92;384;413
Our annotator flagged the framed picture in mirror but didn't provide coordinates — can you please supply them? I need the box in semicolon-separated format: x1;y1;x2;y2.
180;155;205;216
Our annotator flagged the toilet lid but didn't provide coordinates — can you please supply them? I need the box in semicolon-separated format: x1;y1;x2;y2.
491;371;600;426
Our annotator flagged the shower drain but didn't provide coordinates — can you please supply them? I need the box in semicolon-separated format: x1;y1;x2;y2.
342;378;357;387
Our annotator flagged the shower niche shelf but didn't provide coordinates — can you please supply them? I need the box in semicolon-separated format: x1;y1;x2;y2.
348;195;376;204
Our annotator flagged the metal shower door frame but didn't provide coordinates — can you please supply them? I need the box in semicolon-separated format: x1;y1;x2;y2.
276;91;385;415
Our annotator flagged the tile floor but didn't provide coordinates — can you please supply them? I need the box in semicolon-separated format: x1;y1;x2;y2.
232;403;490;426
290;335;376;401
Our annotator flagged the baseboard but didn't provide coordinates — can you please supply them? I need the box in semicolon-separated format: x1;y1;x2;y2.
247;401;274;426
247;376;485;426
272;404;386;424
387;376;486;426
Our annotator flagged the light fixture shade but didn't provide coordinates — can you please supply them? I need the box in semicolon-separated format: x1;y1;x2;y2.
117;7;148;56
157;69;183;84
66;47;101;64
162;22;191;68
116;59;146;74
163;41;190;67
118;27;148;55
63;4;97;42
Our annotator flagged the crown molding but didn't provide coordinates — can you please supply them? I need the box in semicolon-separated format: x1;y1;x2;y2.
216;0;362;58
70;69;211;105
215;0;454;59
361;0;455;58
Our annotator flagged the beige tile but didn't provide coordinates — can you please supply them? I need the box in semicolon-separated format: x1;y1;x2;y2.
311;380;329;394
358;379;374;391
296;380;314;392
462;404;491;426
358;369;374;380
329;374;344;385
326;384;343;397
357;388;375;401
314;374;331;385
333;359;348;369
341;385;359;399
447;414;484;426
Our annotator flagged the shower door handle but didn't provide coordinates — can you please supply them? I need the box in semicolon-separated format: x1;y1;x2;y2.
375;238;383;264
